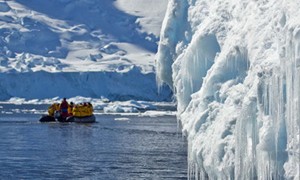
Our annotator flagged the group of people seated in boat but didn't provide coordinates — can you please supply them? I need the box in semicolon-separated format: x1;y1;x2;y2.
48;98;94;120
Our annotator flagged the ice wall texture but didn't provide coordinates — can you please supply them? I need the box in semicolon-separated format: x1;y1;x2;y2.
156;0;300;179
0;67;172;101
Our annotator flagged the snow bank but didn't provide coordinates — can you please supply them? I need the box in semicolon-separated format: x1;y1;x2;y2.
157;0;300;179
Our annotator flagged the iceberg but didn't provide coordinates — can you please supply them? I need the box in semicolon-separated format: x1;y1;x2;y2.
157;0;300;179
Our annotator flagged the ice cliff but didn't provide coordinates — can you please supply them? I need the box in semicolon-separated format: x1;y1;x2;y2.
157;0;300;179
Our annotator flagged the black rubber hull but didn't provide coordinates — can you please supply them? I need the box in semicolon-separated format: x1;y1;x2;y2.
39;115;95;123
39;115;55;122
74;115;96;123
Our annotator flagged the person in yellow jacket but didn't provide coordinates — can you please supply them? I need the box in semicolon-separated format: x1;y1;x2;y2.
48;103;60;117
68;102;74;116
71;102;94;117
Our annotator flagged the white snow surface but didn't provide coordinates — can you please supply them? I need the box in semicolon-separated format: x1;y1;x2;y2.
157;0;300;179
0;0;170;101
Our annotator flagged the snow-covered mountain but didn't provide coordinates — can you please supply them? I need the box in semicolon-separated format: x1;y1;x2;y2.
157;0;300;179
0;0;171;101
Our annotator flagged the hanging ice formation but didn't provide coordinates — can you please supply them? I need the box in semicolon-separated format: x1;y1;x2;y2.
156;0;300;179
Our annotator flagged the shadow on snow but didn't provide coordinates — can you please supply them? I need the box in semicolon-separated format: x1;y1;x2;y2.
15;0;158;54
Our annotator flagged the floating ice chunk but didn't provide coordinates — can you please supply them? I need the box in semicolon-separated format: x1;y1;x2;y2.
140;110;176;117
100;44;126;55
114;117;130;121
104;104;138;113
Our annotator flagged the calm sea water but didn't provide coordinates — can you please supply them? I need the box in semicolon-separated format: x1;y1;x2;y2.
0;104;187;179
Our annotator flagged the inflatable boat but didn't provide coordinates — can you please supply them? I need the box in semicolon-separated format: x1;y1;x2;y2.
39;114;96;123
40;102;96;123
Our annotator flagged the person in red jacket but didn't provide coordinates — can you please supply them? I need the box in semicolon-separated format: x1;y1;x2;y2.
59;98;69;119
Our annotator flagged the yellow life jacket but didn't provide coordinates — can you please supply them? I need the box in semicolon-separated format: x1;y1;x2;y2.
48;103;60;116
72;102;94;117
68;105;74;115
72;105;81;117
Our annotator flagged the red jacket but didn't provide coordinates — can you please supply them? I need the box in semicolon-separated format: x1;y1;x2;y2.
60;100;69;118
